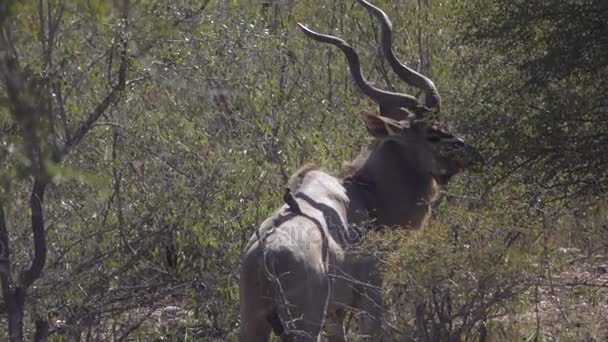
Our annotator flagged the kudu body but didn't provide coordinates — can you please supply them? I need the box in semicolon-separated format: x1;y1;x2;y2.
239;1;481;341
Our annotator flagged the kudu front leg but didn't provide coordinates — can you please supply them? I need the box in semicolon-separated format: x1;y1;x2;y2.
324;308;347;342
356;256;383;341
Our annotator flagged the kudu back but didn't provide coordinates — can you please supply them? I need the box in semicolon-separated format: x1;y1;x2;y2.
239;1;481;341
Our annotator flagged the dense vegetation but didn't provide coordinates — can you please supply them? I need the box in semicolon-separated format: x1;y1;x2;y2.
1;0;606;340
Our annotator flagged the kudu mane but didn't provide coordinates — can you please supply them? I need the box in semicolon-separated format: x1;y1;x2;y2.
288;138;439;233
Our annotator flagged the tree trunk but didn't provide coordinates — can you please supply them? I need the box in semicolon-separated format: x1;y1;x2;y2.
0;179;47;342
5;287;25;342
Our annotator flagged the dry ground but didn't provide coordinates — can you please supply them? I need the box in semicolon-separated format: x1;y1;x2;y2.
499;249;608;342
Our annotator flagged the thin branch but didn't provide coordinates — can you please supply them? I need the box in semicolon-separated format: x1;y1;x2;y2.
19;178;47;288
61;85;121;156
61;0;129;157
0;203;12;291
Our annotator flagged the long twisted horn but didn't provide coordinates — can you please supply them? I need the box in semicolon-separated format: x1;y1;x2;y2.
298;23;426;120
357;0;441;112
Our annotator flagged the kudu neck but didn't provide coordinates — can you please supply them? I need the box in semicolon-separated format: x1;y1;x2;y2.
344;142;438;231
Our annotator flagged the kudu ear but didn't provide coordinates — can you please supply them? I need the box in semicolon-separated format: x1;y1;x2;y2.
361;112;407;137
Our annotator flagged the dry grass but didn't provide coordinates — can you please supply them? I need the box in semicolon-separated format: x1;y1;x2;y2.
492;249;608;342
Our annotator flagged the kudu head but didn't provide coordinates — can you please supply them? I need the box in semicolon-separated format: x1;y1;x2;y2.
298;0;481;228
360;114;481;186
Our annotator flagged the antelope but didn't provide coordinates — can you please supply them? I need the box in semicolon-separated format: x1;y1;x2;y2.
239;0;482;340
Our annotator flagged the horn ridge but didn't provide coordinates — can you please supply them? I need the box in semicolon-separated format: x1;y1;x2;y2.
356;0;441;112
298;23;424;119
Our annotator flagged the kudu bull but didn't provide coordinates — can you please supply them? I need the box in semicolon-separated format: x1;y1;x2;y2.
239;0;482;340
